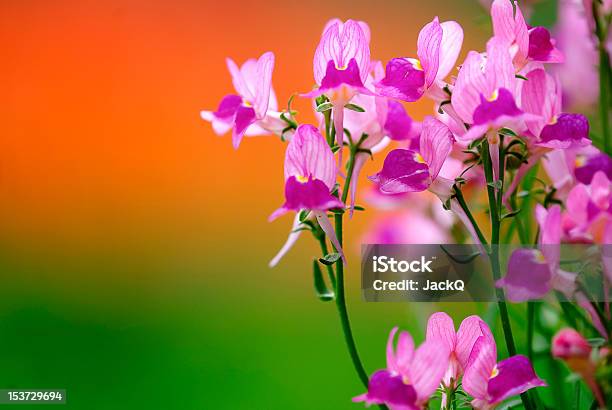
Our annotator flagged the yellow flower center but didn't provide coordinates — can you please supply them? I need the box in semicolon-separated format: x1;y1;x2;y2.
575;155;586;168
408;58;423;71
296;175;309;183
414;152;426;164
487;89;499;102
533;250;546;263
490;366;499;378
548;115;558;125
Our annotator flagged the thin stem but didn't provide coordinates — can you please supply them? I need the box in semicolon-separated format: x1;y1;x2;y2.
593;1;611;153
482;141;532;410
317;236;336;289
527;302;535;361
454;187;489;246
333;212;369;388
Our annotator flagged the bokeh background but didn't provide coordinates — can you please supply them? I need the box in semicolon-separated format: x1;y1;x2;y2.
1;1;570;409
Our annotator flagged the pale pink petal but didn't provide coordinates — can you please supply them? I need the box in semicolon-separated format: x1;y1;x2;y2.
425;312;457;351
521;69;552;136
591;171;611;210
485;37;516;97
512;1;530;65
386;326;400;373
456;316;489;369
313;22;340;85
437;21;464;81
420;116;454;180
253;52;275;118
408;339;450;401
491;0;516;45
462;335;497;400
451;51;487;124
417;17;443;88
226;57;253;101
269;213;303;267
284;124;337;189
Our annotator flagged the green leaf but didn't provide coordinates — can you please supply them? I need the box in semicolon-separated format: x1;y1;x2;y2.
298;210;310;222
487;180;503;190
312;260;334;301
352;205;365;211
316;102;333;112
499;127;518;137
331;145;342;153
515;74;528;81
344;103;365;112
319;253;341;265
501;209;522;220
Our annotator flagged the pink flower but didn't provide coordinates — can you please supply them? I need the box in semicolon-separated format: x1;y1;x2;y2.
377;17;463;102
425;313;491;387
269;124;345;261
353;327;450;410
201;52;282;149
490;0;563;69
451;38;525;144
307;19;373;165
521;68;590;149
563;171;611;244
369;116;454;201
552;328;606;408
463;323;546;409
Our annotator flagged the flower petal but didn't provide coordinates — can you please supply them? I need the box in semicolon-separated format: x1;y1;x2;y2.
284;124;337;189
462;334;497;401
376;58;426;102
538;114;591;149
232;105;256;149
419;116;454;180
437;21;464;81
487;355;546;405
451;51;487;124
369;149;430;194
425;312;456;352
456;316;490;370
408;339;450;401
417;17;443;88
496;248;553;302
269;213;303;267
253;52;275;118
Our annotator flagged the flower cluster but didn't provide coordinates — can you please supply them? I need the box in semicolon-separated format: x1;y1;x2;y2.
202;0;612;408
354;313;545;409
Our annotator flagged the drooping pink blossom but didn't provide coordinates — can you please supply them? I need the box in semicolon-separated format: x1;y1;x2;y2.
269;124;345;262
377;17;463;102
353;327;450;410
552;328;606;408
201;52;283;149
462;323;546;409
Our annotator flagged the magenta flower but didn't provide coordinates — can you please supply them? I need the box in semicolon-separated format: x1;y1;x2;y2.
201;52;281;149
376;17;463;102
451;38;526;144
369;116;454;200
490;0;563;68
353;327;450;410
521;68;590;149
425;313;492;387
269;124;345;261
463;323;546;409
496;204;578;302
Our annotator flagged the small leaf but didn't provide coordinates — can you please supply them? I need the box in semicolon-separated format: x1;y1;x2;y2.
499;127;518;137
313;260;334;301
319;253;341;265
487;180;503;190
515;74;528;81
331;145;342;153
344;103;365;112
352;205;365;211
329;208;346;215
501;209;522;220
316;102;333;112
298;210;310;222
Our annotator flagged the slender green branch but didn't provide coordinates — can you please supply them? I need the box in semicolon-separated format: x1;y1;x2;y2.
453;187;489;246
316;236;336;289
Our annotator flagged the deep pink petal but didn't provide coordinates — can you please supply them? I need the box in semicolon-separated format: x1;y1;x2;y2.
384;100;414;140
419;117;454;180
271;176;343;219
537;114;591;149
487;355;546;405
417;17;443;88
232;105;256;149
472;88;522;126
376;58;426;102
496;249;553;302
353;370;418;409
369;149;430;194
213;94;242;119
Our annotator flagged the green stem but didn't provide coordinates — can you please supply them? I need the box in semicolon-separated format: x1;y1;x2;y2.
454;187;489;246
593;1;612;154
482;141;532;410
527;302;535;362
333;212;369;388
317;236;336;289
